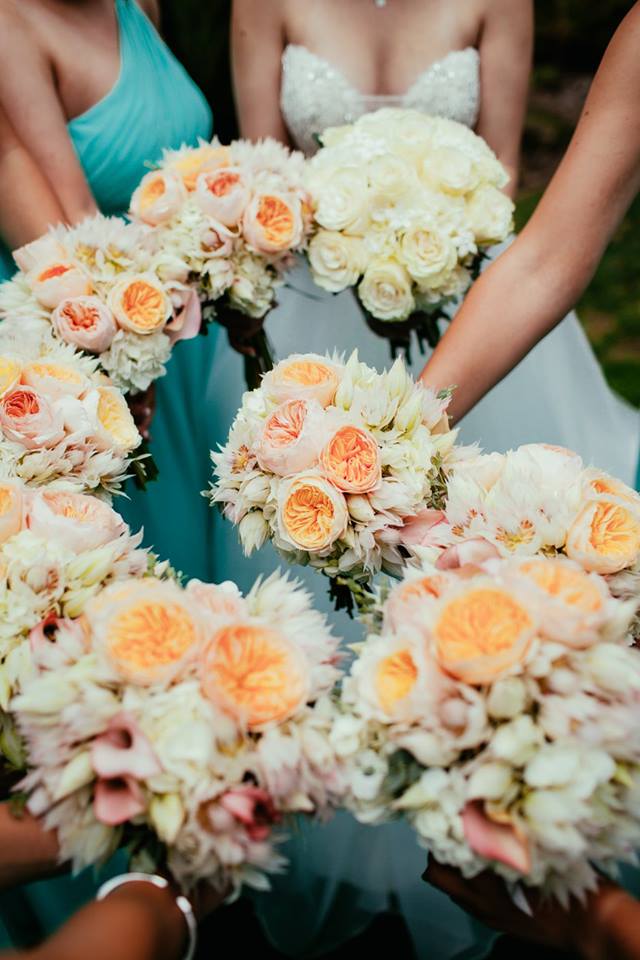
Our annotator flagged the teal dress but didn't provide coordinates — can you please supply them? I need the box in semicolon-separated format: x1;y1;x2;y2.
0;0;215;945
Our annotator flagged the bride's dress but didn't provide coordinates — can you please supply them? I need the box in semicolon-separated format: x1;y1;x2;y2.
205;44;640;960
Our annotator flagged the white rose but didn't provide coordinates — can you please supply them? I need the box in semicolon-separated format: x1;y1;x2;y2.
308;231;366;293
466;185;514;245
367;154;417;203
359;259;414;321
423;146;479;196
400;224;458;282
312;168;369;232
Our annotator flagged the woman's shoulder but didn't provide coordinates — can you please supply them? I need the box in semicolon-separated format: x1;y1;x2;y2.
0;1;44;60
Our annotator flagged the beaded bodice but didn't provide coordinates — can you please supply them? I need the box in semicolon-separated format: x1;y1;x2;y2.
280;44;481;155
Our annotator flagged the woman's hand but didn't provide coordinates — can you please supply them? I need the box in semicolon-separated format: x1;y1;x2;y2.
0;803;64;893
423;859;639;960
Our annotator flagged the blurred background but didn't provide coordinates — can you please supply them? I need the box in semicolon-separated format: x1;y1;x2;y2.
159;0;639;406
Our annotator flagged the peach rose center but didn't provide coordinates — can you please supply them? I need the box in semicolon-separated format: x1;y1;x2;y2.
38;264;72;282
520;559;602;613
434;588;532;684
263;400;307;447
320;425;379;493
203;624;306;727
256;196;295;244
141;176;166;209
588;501;640;558
106;601;197;678
121;281;165;330
208;171;241;197
283;484;337;549
24;363;84;387
176;146;230;190
375;649;418;713
60;302;101;332
281;360;336;390
2;389;40;418
400;574;447;603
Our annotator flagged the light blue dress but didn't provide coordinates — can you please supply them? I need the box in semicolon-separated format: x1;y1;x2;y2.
0;0;214;944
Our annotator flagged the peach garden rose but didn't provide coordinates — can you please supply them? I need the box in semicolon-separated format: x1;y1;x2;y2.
243;192;303;254
85;385;141;455
27;261;93;309
0;386;65;450
566;499;640;574
277;473;348;553
0;479;24;544
129;170;187;227
169;143;231;191
21;361;89;401
0;356;22;398
52;297;117;354
261;354;341;408
107;275;171;335
27;490;127;553
256;398;329;476
194;167;250;226
319;424;381;494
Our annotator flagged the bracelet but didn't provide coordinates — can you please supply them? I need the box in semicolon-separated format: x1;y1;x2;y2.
96;872;197;960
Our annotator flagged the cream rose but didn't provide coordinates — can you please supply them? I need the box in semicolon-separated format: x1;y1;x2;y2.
312;168;369;232
130;170;187;226
0;387;65;449
256;398;329;476
400;224;458;282
261;354;342;407
21;361;90;401
423;146;479;196
107;276;171;335
0;356;22;398
194;167;250;226
27;262;93;310
359;259;414;321
85;386;141;455
566;499;640;574
168;144;231;191
13;235;67;274
0;480;24;544
243;193;304;254
277;473;348;553
466;185;514;245
53;297;117;354
308;231;365;293
367;154;417;203
27;490;127;552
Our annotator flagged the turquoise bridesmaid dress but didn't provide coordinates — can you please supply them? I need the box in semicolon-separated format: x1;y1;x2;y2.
0;0;216;944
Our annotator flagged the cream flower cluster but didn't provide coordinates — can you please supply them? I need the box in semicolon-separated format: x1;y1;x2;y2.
0;215;195;394
129;138;310;320
336;553;640;901
209;351;465;592
306;108;514;320
13;572;345;893
0;322;141;494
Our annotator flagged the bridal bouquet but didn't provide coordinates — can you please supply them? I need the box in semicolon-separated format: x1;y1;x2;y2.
408;445;640;636
13;572;345;893
0;215;199;394
0;322;142;495
335;553;640;900
129;138;311;384
305;109;514;352
209;351;464;611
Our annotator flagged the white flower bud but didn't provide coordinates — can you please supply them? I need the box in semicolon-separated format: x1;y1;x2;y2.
54;752;94;801
239;511;269;556
149;794;185;845
468;762;513;801
347;495;375;524
487;678;527;720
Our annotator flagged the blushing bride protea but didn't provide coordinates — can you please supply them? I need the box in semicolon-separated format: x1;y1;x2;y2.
13;571;346;894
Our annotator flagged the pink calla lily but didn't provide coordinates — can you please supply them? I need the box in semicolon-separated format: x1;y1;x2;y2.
462;801;531;875
436;538;500;571
220;785;280;841
386;509;448;548
166;288;202;344
91;713;162;781
94;775;146;826
29;613;62;654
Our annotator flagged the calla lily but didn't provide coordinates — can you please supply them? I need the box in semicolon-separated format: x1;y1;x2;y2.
219;785;279;841
91;713;162;781
29;613;61;654
94;775;146;826
462;800;531;874
436;538;500;571
166;288;202;344
396;508;448;547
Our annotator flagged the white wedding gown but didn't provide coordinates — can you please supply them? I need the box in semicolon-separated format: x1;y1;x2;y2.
205;45;640;959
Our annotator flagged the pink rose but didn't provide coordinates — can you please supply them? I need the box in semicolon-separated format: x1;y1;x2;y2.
0;387;65;449
52;296;117;353
27;261;92;309
130;169;187;226
194;167;250;226
256;398;329;476
27;490;127;552
219;785;280;842
0;479;24;543
243;192;303;254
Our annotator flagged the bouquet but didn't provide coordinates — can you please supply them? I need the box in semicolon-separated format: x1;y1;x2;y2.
129;138;311;385
13;571;344;893
0;322;142;494
0;215;200;394
209;351;466;612
305;109;514;356
335;552;640;901
408;444;640;638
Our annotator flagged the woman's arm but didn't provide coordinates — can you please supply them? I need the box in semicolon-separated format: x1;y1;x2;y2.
476;0;533;196
0;804;62;892
0;4;97;225
424;861;640;960
231;0;289;142
0;107;65;251
420;1;640;422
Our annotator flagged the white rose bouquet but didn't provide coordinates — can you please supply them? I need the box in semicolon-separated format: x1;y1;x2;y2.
0;215;198;395
335;552;640;901
13;572;345;894
209;351;466;612
129;138;311;386
306;109;514;357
